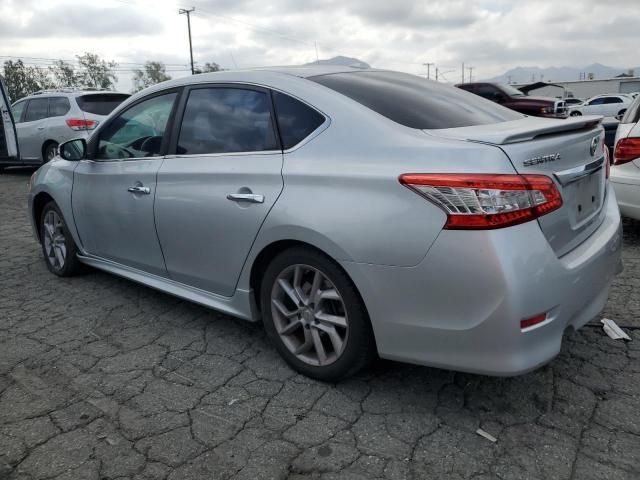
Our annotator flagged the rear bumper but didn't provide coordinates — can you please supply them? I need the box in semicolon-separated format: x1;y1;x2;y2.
342;190;622;376
610;164;640;220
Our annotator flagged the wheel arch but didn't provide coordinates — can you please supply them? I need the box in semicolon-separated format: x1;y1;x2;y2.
248;239;367;319
32;191;56;242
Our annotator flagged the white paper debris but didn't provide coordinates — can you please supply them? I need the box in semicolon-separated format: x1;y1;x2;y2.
476;428;497;443
601;318;632;341
228;398;239;406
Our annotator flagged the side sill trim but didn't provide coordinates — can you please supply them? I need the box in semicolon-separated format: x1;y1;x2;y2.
76;254;254;321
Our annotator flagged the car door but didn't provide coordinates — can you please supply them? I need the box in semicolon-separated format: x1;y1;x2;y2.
17;97;50;161
583;97;605;115
0;77;19;163
155;85;284;296
72;90;180;276
603;97;623;117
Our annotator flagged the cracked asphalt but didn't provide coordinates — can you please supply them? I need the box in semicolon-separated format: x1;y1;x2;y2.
1;168;639;480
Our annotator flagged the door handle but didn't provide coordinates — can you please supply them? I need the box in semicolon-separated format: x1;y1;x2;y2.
128;186;151;194
226;193;264;203
37;127;45;130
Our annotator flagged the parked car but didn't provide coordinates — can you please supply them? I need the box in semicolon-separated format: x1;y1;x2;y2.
610;95;640;220
569;94;631;118
11;89;129;166
29;67;622;380
0;75;20;170
455;82;567;118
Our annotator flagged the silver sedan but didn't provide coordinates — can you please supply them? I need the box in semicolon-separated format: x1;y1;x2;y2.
28;67;623;381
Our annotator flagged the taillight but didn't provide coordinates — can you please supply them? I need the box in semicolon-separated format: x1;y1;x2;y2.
399;173;563;229
65;118;98;131
613;138;640;165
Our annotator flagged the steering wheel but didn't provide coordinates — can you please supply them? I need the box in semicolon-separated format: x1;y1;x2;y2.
140;136;162;156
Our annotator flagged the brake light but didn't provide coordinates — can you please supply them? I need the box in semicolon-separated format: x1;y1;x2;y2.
399;173;563;229
65;118;98;131
614;138;640;165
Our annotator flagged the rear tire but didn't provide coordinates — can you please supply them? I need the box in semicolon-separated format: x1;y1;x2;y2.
40;201;83;277
43;141;59;164
570;111;582;116
618;109;627;117
260;247;376;382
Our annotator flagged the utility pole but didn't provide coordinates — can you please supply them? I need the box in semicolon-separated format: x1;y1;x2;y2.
435;67;439;82
462;62;465;83
467;67;474;83
179;7;195;74
423;63;434;80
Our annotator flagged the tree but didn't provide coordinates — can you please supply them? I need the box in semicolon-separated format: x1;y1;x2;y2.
132;61;171;93
49;60;79;88
2;60;54;101
75;52;117;90
194;62;222;74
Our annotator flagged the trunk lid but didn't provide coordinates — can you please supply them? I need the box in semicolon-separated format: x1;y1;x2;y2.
0;76;19;162
426;116;608;256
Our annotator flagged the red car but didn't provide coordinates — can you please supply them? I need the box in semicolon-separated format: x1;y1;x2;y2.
456;82;567;118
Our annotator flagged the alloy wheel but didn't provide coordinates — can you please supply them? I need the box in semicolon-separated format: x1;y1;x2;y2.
270;264;349;366
43;210;67;270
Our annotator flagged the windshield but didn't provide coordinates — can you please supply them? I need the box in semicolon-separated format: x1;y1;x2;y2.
498;84;525;96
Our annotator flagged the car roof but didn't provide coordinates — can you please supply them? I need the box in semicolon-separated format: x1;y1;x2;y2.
19;90;129;100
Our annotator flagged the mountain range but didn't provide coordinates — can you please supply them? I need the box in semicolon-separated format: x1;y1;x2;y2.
488;63;638;83
307;57;638;84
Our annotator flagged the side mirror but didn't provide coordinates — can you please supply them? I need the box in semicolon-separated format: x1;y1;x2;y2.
59;138;87;161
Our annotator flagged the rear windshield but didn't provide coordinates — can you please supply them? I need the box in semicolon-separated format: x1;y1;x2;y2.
309;71;523;129
76;94;130;116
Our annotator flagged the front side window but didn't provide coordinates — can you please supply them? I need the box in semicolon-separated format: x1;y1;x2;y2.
24;98;48;122
273;91;325;149
11;100;26;123
49;97;71;117
589;98;605;105
177;87;278;155
96;92;177;160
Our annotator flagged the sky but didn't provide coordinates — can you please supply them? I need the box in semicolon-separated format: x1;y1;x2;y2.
0;0;639;91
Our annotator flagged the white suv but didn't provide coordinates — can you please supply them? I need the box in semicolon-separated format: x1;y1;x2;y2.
10;89;129;165
569;94;632;118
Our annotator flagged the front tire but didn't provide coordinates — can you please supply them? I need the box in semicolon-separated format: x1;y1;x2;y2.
40;201;82;277
570;111;582;116
260;247;376;381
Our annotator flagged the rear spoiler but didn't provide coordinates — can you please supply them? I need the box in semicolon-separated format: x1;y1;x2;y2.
425;115;603;145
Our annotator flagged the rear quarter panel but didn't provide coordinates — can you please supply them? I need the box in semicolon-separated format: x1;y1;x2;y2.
238;87;519;293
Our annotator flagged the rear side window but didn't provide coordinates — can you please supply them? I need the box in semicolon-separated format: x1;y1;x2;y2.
604;97;623;104
24;98;49;122
177;87;278;155
77;94;130;115
49;97;71;117
273;91;325;149
309;71;522;129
